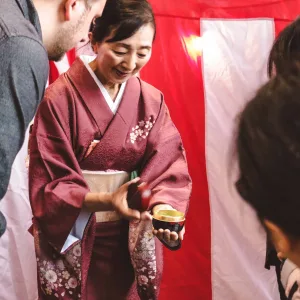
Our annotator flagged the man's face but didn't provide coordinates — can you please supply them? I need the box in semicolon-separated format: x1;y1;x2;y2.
48;0;106;61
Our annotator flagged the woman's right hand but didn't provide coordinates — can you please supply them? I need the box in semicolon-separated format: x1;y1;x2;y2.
110;177;141;221
84;177;141;221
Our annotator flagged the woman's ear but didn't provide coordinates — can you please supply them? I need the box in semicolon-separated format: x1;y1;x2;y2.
88;32;93;43
264;219;291;257
88;33;97;54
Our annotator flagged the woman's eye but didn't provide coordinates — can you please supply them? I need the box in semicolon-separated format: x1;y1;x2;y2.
138;53;147;58
113;50;126;55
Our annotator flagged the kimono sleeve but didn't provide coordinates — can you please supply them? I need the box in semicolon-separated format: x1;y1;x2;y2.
140;100;192;213
29;96;89;252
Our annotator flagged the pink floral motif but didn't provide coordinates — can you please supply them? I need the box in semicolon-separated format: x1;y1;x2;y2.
138;275;149;285
68;277;78;289
129;116;155;144
45;270;58;283
129;220;158;298
73;244;81;257
148;261;156;269
36;240;82;299
62;271;70;279
56;260;65;271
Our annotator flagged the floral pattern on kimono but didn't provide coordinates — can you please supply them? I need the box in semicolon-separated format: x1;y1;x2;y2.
129;219;162;300
33;222;82;299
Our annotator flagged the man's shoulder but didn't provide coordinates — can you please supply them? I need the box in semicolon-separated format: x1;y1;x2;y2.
0;36;49;108
0;36;48;81
0;0;43;47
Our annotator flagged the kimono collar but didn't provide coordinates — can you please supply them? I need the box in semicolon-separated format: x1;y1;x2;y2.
66;58;141;136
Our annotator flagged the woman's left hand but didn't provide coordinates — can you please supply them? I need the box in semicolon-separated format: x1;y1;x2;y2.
152;204;185;242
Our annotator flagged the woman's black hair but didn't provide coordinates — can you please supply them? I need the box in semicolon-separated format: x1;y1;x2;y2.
236;61;300;238
268;17;300;77
90;0;156;44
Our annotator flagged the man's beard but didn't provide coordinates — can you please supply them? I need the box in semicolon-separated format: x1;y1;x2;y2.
48;10;89;61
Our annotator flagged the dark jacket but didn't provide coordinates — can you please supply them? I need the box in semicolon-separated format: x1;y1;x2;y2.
0;0;48;236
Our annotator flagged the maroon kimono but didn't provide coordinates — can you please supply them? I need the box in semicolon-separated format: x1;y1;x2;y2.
29;58;191;300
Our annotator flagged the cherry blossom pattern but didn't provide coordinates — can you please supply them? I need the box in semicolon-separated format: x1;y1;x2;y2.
36;242;82;299
129;220;158;299
129;117;155;144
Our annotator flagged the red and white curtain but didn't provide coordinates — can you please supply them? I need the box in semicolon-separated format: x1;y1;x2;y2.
1;1;300;299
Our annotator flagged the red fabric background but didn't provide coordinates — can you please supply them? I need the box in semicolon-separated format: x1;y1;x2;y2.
48;1;300;299
141;1;300;299
141;16;210;300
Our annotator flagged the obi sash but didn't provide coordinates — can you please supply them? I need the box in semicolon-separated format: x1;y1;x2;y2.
61;170;130;252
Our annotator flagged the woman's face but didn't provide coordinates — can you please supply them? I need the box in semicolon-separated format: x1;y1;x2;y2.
92;24;155;85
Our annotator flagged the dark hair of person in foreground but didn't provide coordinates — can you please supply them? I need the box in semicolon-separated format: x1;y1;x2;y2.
236;61;300;268
268;18;300;77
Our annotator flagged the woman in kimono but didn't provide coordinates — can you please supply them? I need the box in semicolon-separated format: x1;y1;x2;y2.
28;0;191;299
235;63;300;300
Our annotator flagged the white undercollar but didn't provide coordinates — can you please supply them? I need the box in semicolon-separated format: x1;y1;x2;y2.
80;55;126;115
